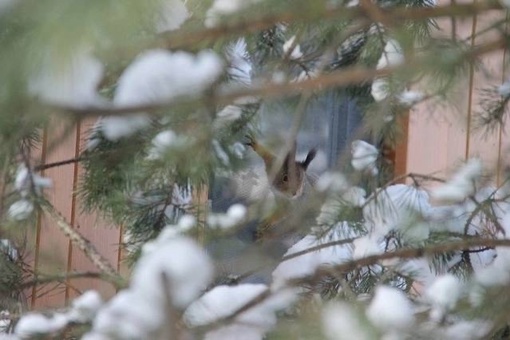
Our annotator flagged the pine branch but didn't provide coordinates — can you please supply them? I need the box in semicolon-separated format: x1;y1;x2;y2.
359;0;393;29
143;1;503;53
194;288;273;336
50;64;395;118
34;156;84;172
19;271;123;290
294;237;510;285
280;238;357;262
192;237;510;335
48;34;507;123
360;172;445;209
159;272;181;338
465;247;493;253
40;200;125;285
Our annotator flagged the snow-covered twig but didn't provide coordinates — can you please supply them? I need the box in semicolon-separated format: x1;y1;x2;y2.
50;64;396;118
290;237;510;286
191;288;272;335
360;172;445;209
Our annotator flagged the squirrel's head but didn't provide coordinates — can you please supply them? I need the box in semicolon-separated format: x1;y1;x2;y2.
245;136;316;197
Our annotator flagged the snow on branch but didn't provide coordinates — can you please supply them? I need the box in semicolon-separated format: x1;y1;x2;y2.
431;158;483;204
28;49;105;108
99;49;224;141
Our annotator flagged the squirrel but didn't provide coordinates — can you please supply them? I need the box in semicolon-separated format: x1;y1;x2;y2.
244;135;317;198
244;135;317;243
207;136;318;284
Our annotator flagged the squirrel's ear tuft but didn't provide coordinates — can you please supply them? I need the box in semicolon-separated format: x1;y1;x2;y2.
243;134;255;147
301;149;317;170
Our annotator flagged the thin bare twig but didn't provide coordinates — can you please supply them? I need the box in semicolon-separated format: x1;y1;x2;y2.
40;200;125;286
20;271;120;290
281;238;356;262
34;156;84;172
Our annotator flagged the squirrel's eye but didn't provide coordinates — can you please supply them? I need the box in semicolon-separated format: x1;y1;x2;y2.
282;174;288;182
